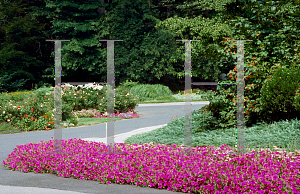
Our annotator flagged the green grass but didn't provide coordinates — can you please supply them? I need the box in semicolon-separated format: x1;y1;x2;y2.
124;114;300;157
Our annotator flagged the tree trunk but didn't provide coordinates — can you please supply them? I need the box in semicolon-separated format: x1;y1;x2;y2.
167;6;172;18
97;0;105;15
148;0;151;12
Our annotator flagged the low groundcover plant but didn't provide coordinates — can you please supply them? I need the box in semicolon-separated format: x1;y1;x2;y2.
71;108;139;119
2;138;300;193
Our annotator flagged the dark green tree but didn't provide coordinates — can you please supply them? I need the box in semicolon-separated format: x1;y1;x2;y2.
28;0;109;85
0;0;54;93
30;0;186;92
94;0;182;87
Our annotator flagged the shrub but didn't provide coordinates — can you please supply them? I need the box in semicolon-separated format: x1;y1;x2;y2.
257;65;300;124
153;95;176;101
191;106;219;133
62;102;75;121
129;84;174;101
193;57;300;133
114;87;140;113
294;86;300;112
117;80;140;92
0;72;29;93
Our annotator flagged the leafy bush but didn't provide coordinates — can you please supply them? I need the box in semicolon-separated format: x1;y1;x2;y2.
62;102;75;121
191;56;300;133
117;80;140;92
0;72;29;93
129;84;174;101
0;90;35;102
294;87;300;112
61;85;106;113
0;82;141;131
257;65;300;124
191;106;219;133
58;84;140;119
0;90;55;132
114;86;140;113
153;95;176;101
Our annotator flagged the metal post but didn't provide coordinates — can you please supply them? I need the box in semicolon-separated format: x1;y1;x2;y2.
46;39;70;155
230;39;253;154
98;40;123;155
178;38;252;155
176;39;201;155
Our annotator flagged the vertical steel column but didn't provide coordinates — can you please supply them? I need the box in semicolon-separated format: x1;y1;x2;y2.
99;40;123;154
176;39;201;155
230;39;253;154
46;39;70;155
176;38;252;155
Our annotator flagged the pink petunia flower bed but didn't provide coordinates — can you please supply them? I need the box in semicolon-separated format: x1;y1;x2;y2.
2;138;300;193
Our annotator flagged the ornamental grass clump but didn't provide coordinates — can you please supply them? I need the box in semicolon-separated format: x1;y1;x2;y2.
3;138;300;193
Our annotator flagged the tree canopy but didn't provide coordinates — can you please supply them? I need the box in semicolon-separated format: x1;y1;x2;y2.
0;0;299;93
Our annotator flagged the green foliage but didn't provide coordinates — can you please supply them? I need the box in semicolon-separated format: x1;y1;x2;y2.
0;72;30;93
153;95;176;101
2;0;300;134
114;89;140;114
32;0;185;90
117;80;141;94
258;65;300;124
154;9;237;82
62;102;74;122
0;0;55;92
28;0;107;83
128;84;174;101
191;106;219;133
294;87;300;112
155;0;300;132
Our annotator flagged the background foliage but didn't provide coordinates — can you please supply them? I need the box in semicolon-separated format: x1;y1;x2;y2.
188;0;300;130
0;0;54;92
1;0;300;130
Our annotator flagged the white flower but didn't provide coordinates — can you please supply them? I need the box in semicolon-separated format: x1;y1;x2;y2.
13;106;16;109
3;111;5;114
7;119;10;122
